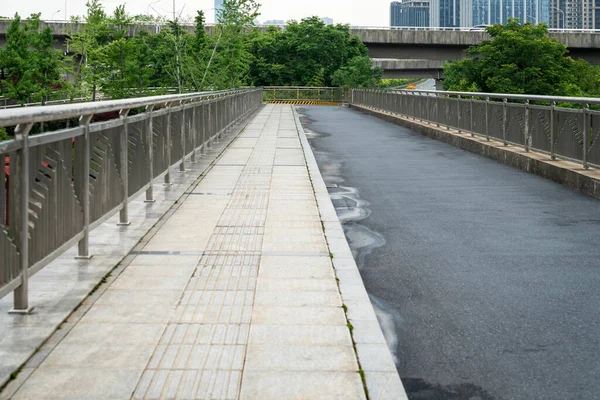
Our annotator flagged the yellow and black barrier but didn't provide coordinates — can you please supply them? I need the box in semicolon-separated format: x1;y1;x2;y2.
266;100;341;106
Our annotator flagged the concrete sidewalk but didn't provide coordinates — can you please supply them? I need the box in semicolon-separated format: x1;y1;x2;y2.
1;105;405;400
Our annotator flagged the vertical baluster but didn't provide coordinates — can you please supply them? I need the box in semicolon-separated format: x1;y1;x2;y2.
550;101;556;160
164;103;173;186
524;100;530;152
457;95;462;133
191;104;197;164
485;97;490;141
180;101;186;172
436;94;440;127
470;96;474;137
118;109;130;226
76;115;93;260
583;103;589;169
503;98;508;146
145;105;155;203
10;122;33;314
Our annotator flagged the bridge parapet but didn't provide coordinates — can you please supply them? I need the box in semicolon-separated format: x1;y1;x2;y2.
352;88;600;169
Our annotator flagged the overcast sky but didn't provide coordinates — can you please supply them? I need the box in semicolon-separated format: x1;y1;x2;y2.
1;0;393;26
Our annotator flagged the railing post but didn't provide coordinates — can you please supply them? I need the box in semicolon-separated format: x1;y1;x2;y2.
583;103;589;169
180;101;186;172
118;108;131;226
436;94;440;127
524;100;530;152
76;115;93;260
457;95;462;133
207;100;213;149
485;97;490;141
145;105;155;203
470;96;474;137
550;101;556;160
503;98;508;146
10;122;34;314
164;102;173;186
191;103;197;163
446;94;450;130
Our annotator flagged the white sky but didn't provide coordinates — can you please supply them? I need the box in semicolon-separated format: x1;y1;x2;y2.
1;0;393;26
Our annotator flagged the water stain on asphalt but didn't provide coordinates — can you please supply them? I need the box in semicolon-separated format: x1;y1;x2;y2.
403;378;497;400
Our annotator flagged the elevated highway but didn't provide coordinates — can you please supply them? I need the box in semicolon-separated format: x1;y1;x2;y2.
1;21;599;78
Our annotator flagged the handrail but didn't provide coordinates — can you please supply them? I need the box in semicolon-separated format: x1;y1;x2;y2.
0;88;253;127
383;88;600;105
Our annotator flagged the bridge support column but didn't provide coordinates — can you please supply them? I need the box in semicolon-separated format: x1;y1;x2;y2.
435;79;445;91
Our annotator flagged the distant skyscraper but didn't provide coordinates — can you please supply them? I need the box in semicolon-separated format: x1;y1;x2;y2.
391;1;430;27
321;17;334;25
429;0;460;26
263;19;286;25
550;0;596;28
429;0;548;27
215;0;224;22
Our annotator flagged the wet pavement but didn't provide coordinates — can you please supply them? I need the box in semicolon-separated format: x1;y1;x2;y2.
300;105;600;400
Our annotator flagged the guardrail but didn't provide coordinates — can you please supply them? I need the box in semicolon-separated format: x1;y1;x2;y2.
0;87;263;312
349;26;600;32
263;87;350;104
18;20;600;33
351;89;600;169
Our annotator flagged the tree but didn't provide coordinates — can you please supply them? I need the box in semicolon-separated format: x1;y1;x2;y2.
68;0;113;100
0;13;70;104
443;19;581;96
211;0;260;89
331;56;382;88
246;17;376;87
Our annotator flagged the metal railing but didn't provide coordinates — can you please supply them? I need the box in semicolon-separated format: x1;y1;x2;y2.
351;88;600;169
263;87;350;104
0;88;263;312
348;26;600;33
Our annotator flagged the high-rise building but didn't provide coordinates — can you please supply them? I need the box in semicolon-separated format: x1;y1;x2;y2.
391;1;431;27
430;0;548;27
264;19;285;25
215;0;224;22
321;17;334;25
549;0;596;28
391;2;403;25
429;0;460;26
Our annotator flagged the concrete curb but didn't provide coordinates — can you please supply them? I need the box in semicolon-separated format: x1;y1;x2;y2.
351;104;600;201
292;106;409;400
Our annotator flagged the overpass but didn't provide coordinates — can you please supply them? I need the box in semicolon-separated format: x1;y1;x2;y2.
1;21;600;78
350;27;600;78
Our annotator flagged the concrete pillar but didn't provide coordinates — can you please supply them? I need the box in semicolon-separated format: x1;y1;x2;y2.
435;79;445;91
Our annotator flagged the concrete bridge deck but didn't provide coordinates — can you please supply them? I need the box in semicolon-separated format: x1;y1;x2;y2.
0;105;405;400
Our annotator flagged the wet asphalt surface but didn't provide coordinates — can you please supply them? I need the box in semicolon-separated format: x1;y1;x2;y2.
300;106;600;400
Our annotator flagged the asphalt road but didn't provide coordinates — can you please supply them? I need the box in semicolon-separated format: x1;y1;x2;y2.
300;106;600;400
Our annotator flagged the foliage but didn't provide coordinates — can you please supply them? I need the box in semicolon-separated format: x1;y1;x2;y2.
0;128;9;141
332;56;382;88
443;19;600;97
0;13;71;104
377;78;418;88
247;17;379;87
